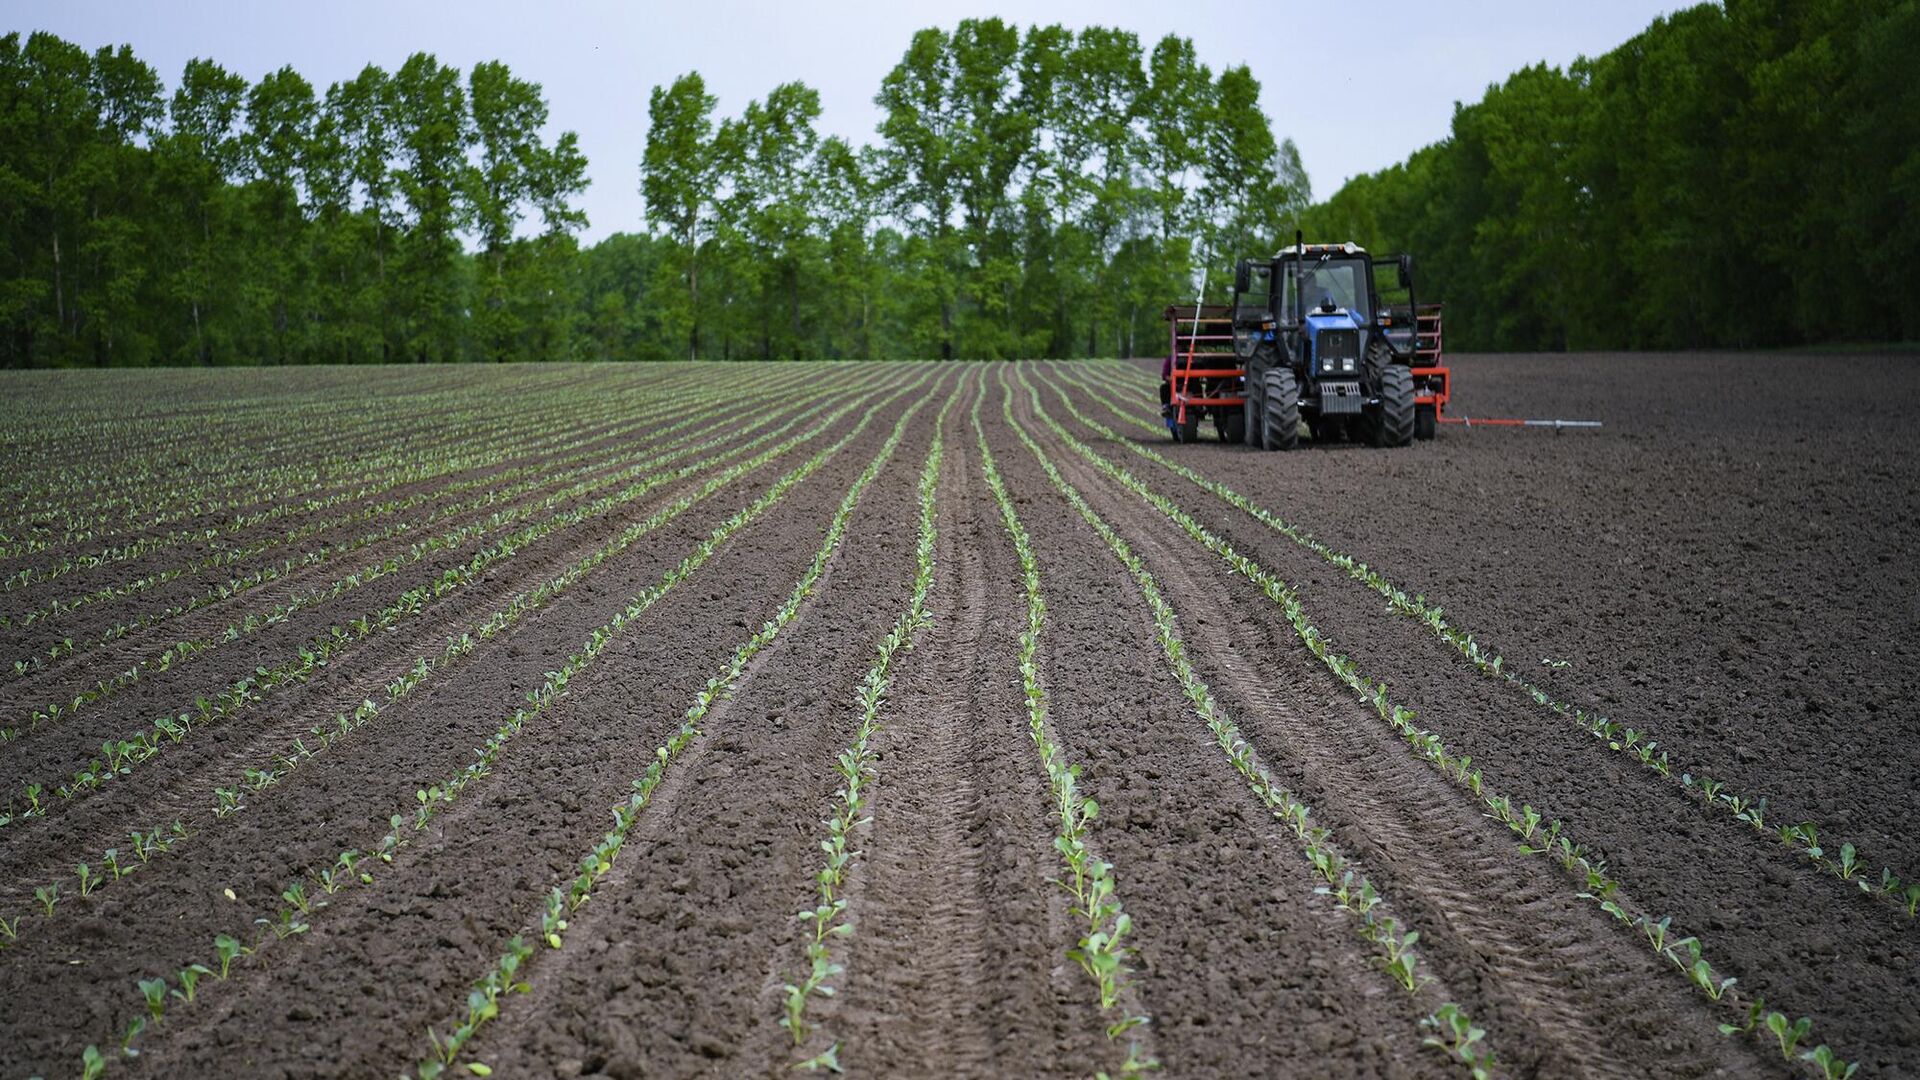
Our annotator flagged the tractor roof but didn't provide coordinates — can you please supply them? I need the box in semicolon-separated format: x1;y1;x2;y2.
1274;242;1368;257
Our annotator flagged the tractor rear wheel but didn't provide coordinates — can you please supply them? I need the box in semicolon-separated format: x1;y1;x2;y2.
1179;411;1202;443
1371;365;1416;447
1415;403;1437;440
1261;369;1300;451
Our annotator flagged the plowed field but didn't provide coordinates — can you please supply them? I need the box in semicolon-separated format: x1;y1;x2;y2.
1;355;1914;1079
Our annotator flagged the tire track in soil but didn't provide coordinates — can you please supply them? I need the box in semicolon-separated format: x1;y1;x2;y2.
1016;375;1773;1080
1036;371;1920;1076
1053;360;1920;928
0;378;927;1080
0;383;868;875
445;383;941;1080
978;383;1443;1080
833;370;1101;1077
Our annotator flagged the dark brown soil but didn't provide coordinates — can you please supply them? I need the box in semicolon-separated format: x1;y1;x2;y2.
0;355;1911;1079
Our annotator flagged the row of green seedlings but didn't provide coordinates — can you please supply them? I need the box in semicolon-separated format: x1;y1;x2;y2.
0;389;530;561
1;367;806;649
80;381;923;1080
0;360;556;522
1024;375;1863;1080
76;926;266;1079
1049;365;1918;923
0;364;692;548
403;385;939;1080
781;393;951;1072
0;378;662;587
0;380;883;825
0;375;822;706
971;382;1155;1080
0;384;906;932
998;369;1494;1078
0;364;600;528
3;377;826;742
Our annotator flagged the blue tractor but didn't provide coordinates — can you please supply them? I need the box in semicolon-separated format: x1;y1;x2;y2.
1230;234;1423;450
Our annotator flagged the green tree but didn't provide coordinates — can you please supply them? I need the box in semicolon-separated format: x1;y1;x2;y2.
390;52;470;362
642;72;719;359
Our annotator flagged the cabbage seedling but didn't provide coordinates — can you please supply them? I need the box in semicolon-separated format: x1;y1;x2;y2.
214;933;244;978
1689;959;1734;1000
1767;1013;1811;1059
138;976;168;1023
1718;996;1766;1036
1836;844;1861;881
34;883;57;916
1801;1045;1859;1080
82;1045;106;1080
172;963;212;1003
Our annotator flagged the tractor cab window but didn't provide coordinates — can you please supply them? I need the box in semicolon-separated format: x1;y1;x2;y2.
1283;258;1370;321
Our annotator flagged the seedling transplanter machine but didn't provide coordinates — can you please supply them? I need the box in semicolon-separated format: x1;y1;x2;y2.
1162;233;1598;446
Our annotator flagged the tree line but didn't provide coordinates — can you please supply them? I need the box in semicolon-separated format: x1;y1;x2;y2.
0;33;591;366
1303;0;1919;351
0;21;1307;365
8;3;1907;366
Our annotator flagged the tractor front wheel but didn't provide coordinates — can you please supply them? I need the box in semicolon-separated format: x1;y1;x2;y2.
1180;410;1202;443
1261;369;1300;451
1371;365;1416;447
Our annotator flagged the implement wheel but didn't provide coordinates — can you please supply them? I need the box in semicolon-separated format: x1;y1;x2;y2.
1261;369;1300;451
1415;403;1437;440
1219;409;1245;443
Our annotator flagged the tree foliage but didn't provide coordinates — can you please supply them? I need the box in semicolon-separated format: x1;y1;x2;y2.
1302;0;1920;350
10;6;1892;364
0;33;587;365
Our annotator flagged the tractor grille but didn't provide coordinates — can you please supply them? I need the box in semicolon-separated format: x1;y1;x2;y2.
1319;381;1364;414
1316;329;1359;365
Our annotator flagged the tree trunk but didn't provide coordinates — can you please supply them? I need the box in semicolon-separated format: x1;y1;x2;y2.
51;226;64;336
788;264;801;361
688;246;701;361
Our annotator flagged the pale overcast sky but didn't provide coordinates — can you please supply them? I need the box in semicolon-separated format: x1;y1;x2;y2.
14;1;1689;243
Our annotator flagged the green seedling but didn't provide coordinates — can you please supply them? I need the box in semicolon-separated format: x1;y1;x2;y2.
214;933;245;978
1767;1013;1811;1059
1836;843;1861;881
1422;1003;1494;1079
82;1044;107;1079
76;862;97;897
1689;959;1734;1000
1801;1045;1859;1080
35;883;58;916
1719;996;1766;1036
172;963;212;1003
138;976;168;1024
794;1042;843;1073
